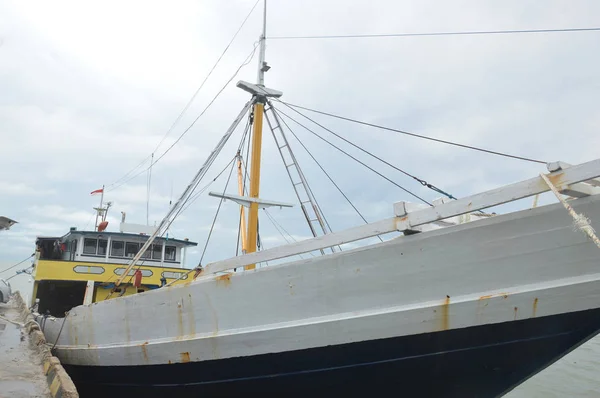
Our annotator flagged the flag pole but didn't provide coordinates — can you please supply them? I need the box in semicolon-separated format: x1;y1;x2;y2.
94;185;104;231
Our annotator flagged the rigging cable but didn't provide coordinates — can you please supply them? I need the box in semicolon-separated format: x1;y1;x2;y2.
176;157;237;218
116;108;254;289
262;209;307;259
275;108;432;205
267;106;338;244
105;0;260;190
177;115;252;218
5;266;33;281
106;41;260;193
278;102;475;200
268;27;600;40
278;100;546;165
136;154;239;288
198;154;238;266
151;0;260;155
235;113;254;257
273;107;384;242
0;254;34;274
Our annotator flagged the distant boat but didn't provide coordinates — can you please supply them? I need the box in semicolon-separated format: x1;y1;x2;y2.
28;2;600;397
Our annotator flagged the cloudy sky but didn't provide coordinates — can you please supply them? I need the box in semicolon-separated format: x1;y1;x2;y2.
1;0;599;292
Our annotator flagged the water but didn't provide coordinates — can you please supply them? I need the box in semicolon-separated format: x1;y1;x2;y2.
506;336;600;397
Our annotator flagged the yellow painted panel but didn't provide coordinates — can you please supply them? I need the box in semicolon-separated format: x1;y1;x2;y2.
34;259;191;287
94;284;144;301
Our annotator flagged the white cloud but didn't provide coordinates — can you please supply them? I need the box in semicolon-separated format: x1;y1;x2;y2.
1;0;599;266
0;182;56;196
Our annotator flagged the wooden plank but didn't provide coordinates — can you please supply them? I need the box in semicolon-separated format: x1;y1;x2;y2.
548;161;600;187
202;218;401;274
202;158;600;274
561;183;600;198
406;159;600;227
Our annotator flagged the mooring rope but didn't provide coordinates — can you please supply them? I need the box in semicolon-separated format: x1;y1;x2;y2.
539;173;600;249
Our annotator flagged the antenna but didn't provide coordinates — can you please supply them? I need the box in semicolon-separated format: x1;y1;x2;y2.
257;0;268;85
147;153;154;225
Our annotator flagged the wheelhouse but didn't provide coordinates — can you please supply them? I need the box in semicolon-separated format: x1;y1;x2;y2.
31;228;197;316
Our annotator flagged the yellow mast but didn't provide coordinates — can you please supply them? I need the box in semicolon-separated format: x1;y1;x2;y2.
244;0;268;270
236;152;248;254
245;103;265;269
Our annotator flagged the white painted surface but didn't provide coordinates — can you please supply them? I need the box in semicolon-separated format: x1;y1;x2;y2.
204;158;600;273
119;222;156;235
40;194;600;368
82;281;94;305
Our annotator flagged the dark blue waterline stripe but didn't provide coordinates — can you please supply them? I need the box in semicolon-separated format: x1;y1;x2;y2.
95;329;573;388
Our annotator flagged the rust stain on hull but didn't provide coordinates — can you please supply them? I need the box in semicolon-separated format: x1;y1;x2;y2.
441;295;450;331
140;342;149;362
187;294;196;336
479;292;509;301
215;273;231;286
177;301;184;339
533;298;539;317
514;307;518;320
180;352;191;363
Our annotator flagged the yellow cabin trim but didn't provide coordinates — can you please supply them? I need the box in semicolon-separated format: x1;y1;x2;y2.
34;259;191;287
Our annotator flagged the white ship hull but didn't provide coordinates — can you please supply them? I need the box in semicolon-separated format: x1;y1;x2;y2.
38;193;600;397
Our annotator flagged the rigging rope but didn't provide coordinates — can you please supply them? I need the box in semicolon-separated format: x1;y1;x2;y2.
198;158;238;266
277;100;546;165
5;266;33;281
276;103;457;201
125;116;252;287
105;1;260;190
262;209;308;259
236;116;253;257
198;117;253;265
151;0;260;156
273;108;384;243
106;43;259;193
177;115;252;218
266;104;338;243
540;173;600;249
268;27;600;40
0;254;34;275
163;118;253;285
275;108;432;205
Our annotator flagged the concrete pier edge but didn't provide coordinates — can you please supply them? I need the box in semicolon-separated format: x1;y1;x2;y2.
13;292;79;398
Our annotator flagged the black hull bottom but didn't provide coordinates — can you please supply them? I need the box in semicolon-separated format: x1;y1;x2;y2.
65;308;600;398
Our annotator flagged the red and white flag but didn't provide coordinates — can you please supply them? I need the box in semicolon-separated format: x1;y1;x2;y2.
90;188;104;195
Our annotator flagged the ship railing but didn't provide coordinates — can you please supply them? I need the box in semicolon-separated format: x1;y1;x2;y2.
199;158;600;277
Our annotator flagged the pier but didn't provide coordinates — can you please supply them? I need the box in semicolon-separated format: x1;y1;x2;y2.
0;293;78;398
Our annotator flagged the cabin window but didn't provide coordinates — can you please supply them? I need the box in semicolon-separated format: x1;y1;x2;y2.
141;245;151;259
83;238;98;254
97;239;108;255
111;241;124;257
151;244;162;260
125;242;139;258
165;246;176;261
